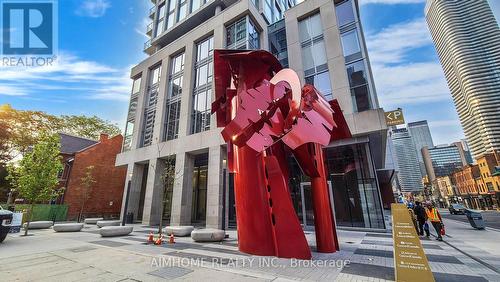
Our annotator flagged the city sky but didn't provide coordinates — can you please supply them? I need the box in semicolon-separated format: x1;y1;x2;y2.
0;0;499;145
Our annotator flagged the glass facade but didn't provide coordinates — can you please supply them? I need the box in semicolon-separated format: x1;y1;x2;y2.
226;16;260;50
299;13;332;100
288;143;385;229
268;19;289;67
141;64;162;147
346;60;371;112
428;145;465;178
191;36;213;134
262;0;295;24
335;0;372;112
325;144;385;229
155;3;165;37
123;77;141;151
192;154;208;223
336;0;355;27
165;52;184;141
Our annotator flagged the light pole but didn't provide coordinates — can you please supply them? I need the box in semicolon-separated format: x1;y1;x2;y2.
122;172;133;226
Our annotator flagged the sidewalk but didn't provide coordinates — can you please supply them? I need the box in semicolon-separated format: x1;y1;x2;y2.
1;222;499;281
436;216;500;277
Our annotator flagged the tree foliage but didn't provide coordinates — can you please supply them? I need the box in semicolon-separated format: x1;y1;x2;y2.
7;133;63;202
6;133;63;235
0;104;121;161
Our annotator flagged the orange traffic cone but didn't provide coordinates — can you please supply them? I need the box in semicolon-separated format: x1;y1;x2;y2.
154;234;163;245
169;233;175;244
147;232;154;244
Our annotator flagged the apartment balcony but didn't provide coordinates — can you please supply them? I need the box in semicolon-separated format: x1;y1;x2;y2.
146;22;153;36
144;0;238;55
149;6;156;19
144;39;152;51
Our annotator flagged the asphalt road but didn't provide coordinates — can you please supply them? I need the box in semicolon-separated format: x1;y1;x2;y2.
440;209;500;230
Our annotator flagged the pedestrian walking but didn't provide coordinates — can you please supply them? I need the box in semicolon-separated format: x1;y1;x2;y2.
407;203;418;232
426;203;444;241
413;201;429;237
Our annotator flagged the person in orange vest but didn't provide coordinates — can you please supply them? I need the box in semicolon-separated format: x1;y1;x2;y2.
426;203;444;241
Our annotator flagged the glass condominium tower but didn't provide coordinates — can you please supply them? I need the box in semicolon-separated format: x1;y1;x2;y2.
116;0;389;230
425;0;500;160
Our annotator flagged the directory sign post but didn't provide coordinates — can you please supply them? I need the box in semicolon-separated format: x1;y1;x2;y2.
392;204;434;282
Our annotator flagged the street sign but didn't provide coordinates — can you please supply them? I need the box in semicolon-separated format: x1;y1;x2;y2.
385;109;405;126
392;204;434;282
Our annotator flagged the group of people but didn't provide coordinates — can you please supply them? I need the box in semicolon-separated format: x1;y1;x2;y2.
407;201;445;241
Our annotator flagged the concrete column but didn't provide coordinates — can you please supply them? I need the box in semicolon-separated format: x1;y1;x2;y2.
170;152;194;225
178;42;195;137
120;163;144;221
141;158;166;226
206;145;224;229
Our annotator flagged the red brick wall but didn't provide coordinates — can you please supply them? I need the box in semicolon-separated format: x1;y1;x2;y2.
63;135;126;220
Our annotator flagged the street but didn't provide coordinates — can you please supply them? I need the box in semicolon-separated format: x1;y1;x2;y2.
440;209;500;230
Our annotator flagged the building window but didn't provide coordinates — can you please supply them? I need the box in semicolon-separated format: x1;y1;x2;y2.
141;65;162;147
165;53;184;141
341;30;361;57
346;60;371;112
268;19;288;67
166;0;176;30
191;36;213;134
124;76;141;151
299;13;332;100
178;0;187;21
191;0;204;12
155;4;166;37
336;0;355;27
226;16;260;50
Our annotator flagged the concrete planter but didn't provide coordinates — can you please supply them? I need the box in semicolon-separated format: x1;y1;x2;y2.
53;223;84;232
84;218;104;224
96;220;121;228
22;221;53;229
163;226;194;237
100;226;133;237
191;228;225;242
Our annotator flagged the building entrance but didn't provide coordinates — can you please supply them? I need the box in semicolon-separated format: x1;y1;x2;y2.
191;154;208;225
299;181;335;229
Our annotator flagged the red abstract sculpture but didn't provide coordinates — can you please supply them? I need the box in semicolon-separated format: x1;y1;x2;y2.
211;50;351;260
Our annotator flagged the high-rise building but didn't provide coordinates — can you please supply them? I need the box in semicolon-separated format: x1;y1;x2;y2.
116;0;389;230
425;0;500;159
390;128;424;193
422;142;469;182
407;120;434;177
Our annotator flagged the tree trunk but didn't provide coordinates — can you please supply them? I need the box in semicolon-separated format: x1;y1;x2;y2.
24;203;34;236
79;199;86;223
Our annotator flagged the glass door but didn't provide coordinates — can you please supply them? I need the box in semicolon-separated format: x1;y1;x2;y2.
300;181;334;228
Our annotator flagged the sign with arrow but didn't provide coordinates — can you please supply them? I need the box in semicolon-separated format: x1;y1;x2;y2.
385;109;405;126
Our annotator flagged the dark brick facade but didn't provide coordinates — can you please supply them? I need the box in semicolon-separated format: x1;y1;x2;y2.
62;134;126;220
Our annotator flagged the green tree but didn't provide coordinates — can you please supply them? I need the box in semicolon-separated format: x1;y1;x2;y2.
7;133;63;236
59;115;121;140
78;166;96;222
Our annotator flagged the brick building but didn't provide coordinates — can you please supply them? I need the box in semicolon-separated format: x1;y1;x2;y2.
451;164;480;209
59;133;126;220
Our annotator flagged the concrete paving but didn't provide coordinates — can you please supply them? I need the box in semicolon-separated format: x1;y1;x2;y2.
0;222;498;281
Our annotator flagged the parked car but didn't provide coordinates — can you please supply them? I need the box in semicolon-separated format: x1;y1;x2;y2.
449;204;466;214
0;206;13;243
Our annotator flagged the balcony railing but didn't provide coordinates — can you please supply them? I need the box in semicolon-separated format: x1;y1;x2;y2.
144;39;152;51
146;22;153;36
149;6;156;19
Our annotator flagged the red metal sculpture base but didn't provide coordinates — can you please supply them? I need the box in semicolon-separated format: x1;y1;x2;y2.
211;50;351;259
